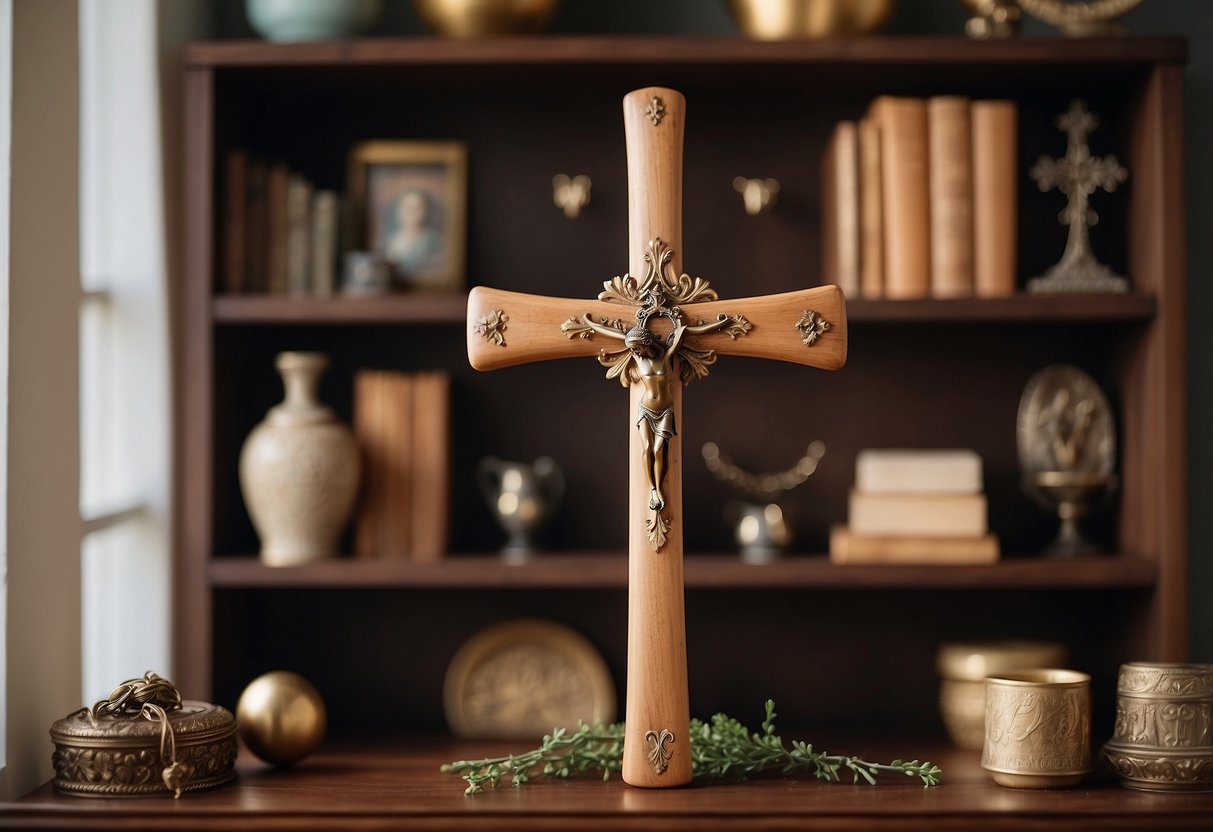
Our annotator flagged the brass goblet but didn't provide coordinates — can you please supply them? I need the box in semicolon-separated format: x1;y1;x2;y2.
1028;470;1110;557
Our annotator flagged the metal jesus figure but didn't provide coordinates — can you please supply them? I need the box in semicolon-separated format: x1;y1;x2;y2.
467;87;847;787
579;308;741;516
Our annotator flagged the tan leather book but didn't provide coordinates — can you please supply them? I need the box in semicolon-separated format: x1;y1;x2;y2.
871;96;930;299
355;371;416;559
285;174;312;297
928;96;973;298
858;116;883;299
829;525;999;565
354;370;385;559
821;121;860;298
972;100;1018;297
410;371;450;562
310;190;339;298
382;372;414;559
849;490;987;537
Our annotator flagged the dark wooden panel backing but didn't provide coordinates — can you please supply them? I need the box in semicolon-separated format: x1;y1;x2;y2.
1123;65;1188;660
176;68;215;699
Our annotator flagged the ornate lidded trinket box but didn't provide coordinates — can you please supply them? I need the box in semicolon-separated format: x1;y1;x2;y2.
49;672;237;798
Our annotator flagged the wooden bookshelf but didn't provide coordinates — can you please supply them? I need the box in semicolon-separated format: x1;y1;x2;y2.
178;35;1187;757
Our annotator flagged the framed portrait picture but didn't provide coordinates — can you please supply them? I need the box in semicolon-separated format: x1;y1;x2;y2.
348;140;467;291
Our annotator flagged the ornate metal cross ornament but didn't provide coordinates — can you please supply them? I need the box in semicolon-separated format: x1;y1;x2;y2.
1028;99;1129;294
467;87;847;787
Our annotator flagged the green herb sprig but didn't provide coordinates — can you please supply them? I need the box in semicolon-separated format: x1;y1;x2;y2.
441;700;941;795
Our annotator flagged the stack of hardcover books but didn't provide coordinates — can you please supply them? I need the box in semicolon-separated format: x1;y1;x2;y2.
821;97;1018;300
353;369;450;562
830;449;999;564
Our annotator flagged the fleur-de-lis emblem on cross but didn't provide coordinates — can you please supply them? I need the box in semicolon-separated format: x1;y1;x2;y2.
643;96;666;126
645;728;675;774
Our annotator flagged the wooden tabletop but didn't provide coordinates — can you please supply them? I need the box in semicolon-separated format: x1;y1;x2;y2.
3;739;1212;830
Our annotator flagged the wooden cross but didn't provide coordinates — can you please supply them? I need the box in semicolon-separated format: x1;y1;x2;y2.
467;87;847;788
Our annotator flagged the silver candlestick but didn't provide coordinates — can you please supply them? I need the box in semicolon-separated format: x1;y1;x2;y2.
1028;99;1128;294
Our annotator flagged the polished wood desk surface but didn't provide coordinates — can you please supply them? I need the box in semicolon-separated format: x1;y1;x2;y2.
3;739;1212;830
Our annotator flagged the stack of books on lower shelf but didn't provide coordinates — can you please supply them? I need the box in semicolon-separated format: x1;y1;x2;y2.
821;96;1018;300
830;449;999;565
353;369;450;562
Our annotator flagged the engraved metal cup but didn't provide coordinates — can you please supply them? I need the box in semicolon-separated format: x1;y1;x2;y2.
982;669;1091;789
477;456;564;562
1103;662;1213;792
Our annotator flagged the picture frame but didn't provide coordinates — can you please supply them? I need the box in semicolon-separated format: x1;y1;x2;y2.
347;140;467;291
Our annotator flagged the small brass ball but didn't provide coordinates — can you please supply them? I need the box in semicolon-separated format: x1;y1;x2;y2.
236;670;327;766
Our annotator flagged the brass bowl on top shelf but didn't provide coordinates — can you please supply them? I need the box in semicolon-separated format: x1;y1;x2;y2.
727;0;896;38
412;0;559;37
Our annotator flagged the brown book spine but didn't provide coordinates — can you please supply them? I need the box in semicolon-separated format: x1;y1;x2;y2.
382;373;413;559
354;371;383;559
286;174;312;297
410;371;450;562
872;97;930;299
245;159;268;293
972;100;1018;297
822;121;860;298
928;96;974;298
222;149;247;294
266;162;290;295
310;190;339;297
858;117;883;299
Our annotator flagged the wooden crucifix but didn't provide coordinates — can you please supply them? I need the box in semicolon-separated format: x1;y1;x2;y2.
467;87;847;788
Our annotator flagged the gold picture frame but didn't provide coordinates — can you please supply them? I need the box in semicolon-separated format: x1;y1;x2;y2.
347;140;467;291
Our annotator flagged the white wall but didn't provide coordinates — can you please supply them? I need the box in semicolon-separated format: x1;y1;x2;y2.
4;0;82;799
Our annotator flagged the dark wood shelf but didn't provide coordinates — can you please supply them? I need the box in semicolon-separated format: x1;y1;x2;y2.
8;739;1212;831
185;35;1187;69
210;293;1153;326
846;293;1156;323
208;553;1157;590
212;292;467;325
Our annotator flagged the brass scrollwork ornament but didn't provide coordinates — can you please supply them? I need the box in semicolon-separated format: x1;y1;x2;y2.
474;309;509;347
559;239;751;551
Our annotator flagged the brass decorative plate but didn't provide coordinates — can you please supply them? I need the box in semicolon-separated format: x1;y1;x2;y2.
444;619;616;739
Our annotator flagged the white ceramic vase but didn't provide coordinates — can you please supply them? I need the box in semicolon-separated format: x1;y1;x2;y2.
239;352;360;567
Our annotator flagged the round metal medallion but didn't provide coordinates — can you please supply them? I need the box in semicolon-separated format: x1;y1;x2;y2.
444;619;616;739
1016;364;1115;477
